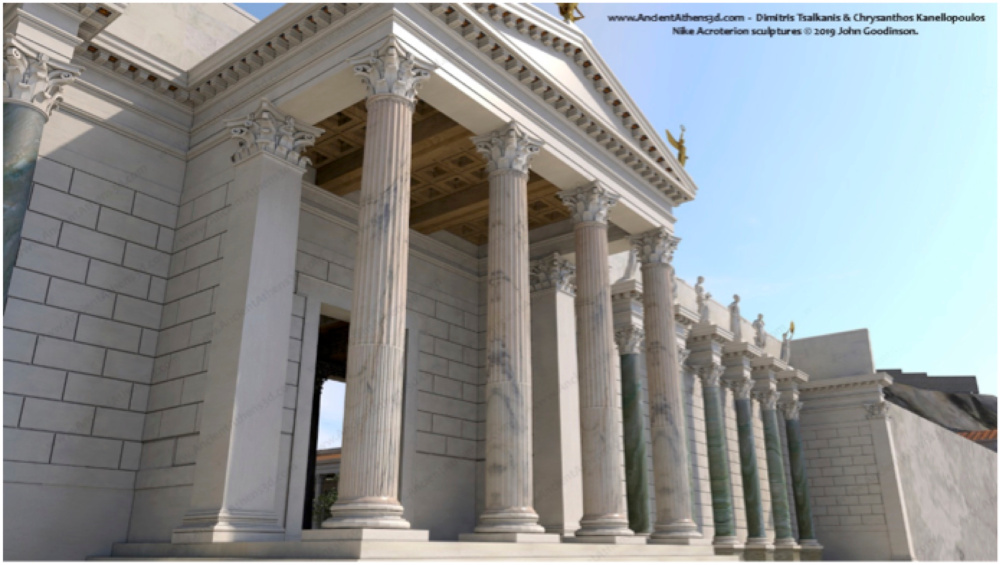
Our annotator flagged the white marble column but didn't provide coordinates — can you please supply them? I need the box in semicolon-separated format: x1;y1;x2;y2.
461;122;554;541
174;100;321;543
324;37;432;531
559;183;637;542
633;229;702;544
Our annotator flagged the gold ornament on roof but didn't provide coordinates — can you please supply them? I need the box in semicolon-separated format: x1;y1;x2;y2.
557;4;585;24
666;125;688;166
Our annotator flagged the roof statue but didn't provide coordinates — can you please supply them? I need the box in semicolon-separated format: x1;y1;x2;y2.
666;125;688;166
557;3;585;24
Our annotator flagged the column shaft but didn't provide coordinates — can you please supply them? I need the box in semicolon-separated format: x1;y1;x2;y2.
761;403;795;543
702;378;737;541
574;219;632;536
785;417;816;541
477;166;542;532
3;103;45;307
633;231;700;544
328;93;414;529
735;396;766;540
620;351;651;534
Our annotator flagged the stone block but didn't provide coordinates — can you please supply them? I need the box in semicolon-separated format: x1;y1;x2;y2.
433;376;463;399
21;210;61;245
93;407;145;441
29;184;99;228
98;208;159;248
416;431;447;455
139;330;158;357
121;441;141;470
174;434;199;465
417;411;432;431
180;373;207;404
140;438;176;469
33;337;105;375
4;427;54;462
434;339;464;363
63;373;132;409
8;268;49;302
176;289;213;324
33;157;72;191
87;260;150;299
104;350;153;383
113;295;162;329
130;383;149;412
133;193;177;227
46;278;115;317
70;171;134;212
157;227;174;253
432;414;462;437
51;433;122;469
446;436;476;459
58;223;125;264
147;379;183;412
424;317;448;339
4;394;25;426
3;361;67;400
76;315;142;352
16;240;89;282
148;277;166;303
124;243;170;278
4;298;78;339
4;329;37;363
19;398;94;434
158;404;198;437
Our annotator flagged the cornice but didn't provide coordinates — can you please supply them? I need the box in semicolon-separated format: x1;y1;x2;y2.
797;372;892;394
424;2;695;206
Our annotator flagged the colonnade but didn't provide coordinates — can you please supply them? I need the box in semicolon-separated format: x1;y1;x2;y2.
182;36;820;557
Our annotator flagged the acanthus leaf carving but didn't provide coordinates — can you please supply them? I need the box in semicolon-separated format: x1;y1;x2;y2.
558;181;620;224
3;34;82;118
529;252;575;294
351;37;434;104
225;99;323;168
632;227;680;266
472;121;543;175
614;325;644;355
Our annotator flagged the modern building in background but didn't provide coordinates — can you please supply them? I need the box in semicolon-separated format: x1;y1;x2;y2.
3;3;995;561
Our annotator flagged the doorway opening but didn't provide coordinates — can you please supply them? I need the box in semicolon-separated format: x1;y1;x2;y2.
303;315;349;530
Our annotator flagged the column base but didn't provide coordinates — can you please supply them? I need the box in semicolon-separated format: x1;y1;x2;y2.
576;515;634;538
711;536;744;557
302;529;429;542
171;511;285;544
649;519;702;544
323;499;410;529
564;535;647;545
743;539;775;561
798;539;823;561
473;508;545;534
772;540;801;562
459;532;561;543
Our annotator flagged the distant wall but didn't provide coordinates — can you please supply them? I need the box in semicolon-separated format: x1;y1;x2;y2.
790;329;874;380
890;407;997;561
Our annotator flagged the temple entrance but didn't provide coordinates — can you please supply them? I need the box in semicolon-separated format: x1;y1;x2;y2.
302;315;350;530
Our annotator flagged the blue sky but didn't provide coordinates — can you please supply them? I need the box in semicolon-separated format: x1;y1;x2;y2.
236;3;996;442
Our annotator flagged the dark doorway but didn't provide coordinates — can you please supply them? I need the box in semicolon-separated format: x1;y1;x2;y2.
303;315;349;529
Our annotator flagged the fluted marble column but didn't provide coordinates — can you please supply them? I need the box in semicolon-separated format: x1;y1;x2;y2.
3;34;80;307
614;325;650;535
756;388;796;548
325;38;432;531
559;182;635;542
779;392;822;556
730;377;768;548
698;364;739;546
633;229;701;544
462;122;551;541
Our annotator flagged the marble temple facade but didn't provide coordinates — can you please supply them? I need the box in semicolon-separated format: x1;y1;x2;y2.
3;3;995;561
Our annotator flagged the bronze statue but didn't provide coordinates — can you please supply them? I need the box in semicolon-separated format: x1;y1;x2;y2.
557;3;584;24
666;125;688;166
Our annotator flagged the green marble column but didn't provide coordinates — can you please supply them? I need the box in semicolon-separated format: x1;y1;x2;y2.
783;407;816;542
619;348;650;534
698;366;737;544
3;102;46;308
733;385;766;542
758;391;795;544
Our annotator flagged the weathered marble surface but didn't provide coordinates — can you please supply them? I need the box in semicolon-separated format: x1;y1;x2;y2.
733;391;766;541
559;183;633;538
757;390;795;545
619;350;650;534
699;366;738;544
470;122;544;535
327;38;431;530
633;229;700;543
3;103;44;306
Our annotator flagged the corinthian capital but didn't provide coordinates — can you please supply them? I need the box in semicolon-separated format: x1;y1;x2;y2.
753;388;779;411
472;121;543;175
351;37;434;103
558;182;620;224
632;227;681;266
696;364;725;388
530;252;575;294
729;376;754;400
614;325;644;355
3;34;82;119
225;99;323;168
